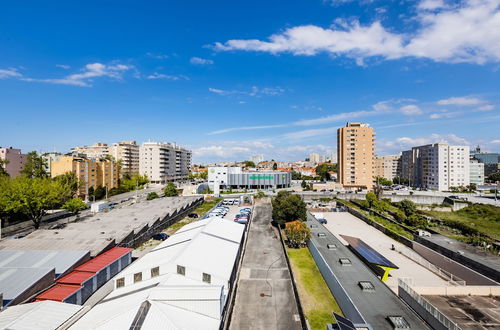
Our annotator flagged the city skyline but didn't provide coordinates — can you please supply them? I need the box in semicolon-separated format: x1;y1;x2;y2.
1;0;499;162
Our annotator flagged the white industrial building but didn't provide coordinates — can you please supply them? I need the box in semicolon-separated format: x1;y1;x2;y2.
139;141;192;183
401;144;470;191
208;166;291;190
69;217;245;330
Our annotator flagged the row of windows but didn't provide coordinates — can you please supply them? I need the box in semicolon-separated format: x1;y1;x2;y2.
177;265;211;283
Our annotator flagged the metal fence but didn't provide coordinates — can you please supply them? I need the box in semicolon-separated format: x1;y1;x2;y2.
396;247;466;286
398;278;461;330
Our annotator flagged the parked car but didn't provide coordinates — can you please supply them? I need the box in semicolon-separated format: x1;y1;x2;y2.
48;223;66;230
234;218;248;224
152;233;169;241
318;218;327;224
188;213;199;218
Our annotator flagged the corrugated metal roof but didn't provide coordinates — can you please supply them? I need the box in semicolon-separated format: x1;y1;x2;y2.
0;250;89;277
202;218;245;243
74;247;131;273
56;271;95;285
0;300;82;330
0;267;54;305
35;284;81;302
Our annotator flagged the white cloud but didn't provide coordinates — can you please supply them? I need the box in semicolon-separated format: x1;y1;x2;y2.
56;64;71;69
214;0;500;64
146;52;169;59
491;139;500;143
418;0;447;10
399;104;423;115
437;96;487;106
283;126;338;139
208;86;284;97
429;111;462;119
208;124;286;135
146;72;188;80
377;133;471;154
0;68;22;79
190;57;214;65
476;104;495;111
21;63;133;87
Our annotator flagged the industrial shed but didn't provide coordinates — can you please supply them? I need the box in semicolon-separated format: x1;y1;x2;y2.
0;300;83;330
69;217;246;330
0;268;54;308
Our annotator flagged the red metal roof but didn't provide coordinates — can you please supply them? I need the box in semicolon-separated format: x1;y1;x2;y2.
35;284;81;302
74;247;132;273
56;271;96;285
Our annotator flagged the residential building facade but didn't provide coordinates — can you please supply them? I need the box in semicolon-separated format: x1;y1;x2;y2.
42;152;62;176
309;153;326;164
469;158;485;185
0;147;26;177
139;142;191;184
51;156;120;198
402;144;469;191
374;155;401;181
471;146;500;176
71;142;109;159
108;141;140;176
337;122;375;189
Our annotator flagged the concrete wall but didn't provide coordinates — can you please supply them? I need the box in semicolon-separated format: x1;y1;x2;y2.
398;288;448;330
414;237;500;284
300;192;448;205
413;285;500;296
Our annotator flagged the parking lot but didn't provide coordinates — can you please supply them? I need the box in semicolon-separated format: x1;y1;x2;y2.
209;199;253;225
320;211;449;292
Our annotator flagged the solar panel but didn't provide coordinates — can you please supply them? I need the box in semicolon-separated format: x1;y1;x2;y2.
333;313;356;330
340;235;399;269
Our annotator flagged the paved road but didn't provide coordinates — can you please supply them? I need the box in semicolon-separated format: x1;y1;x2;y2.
229;201;302;330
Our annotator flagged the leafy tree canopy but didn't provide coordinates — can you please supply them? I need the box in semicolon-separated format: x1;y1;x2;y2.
21;151;48;179
0;159;9;177
272;191;307;225
315;163;337;181
163;182;179;197
488;172;500;182
244;161;256;168
147;192;160;200
62;198;87;215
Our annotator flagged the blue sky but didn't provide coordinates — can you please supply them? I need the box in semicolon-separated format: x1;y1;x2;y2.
1;0;499;163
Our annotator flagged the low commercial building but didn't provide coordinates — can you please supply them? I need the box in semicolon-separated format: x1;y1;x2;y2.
139;141;192;183
208;166;291;190
50;156;120;198
0;147;26;177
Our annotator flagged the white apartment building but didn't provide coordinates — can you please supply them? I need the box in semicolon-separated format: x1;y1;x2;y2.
139;142;192;184
405;144;469;191
469;158;485;185
109;141;140;176
250;154;264;164
72;142;109;159
207;167;243;186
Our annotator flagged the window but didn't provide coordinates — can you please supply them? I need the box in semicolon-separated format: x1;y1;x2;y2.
177;265;185;275
134;272;142;283
116;277;125;288
151;267;160;278
202;273;211;284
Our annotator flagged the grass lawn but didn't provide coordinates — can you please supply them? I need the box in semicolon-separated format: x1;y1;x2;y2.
287;247;342;330
165;197;222;235
424;204;500;240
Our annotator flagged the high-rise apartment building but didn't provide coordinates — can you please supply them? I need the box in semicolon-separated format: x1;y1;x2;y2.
109;141;140;176
250;154;264;164
0;147;26;177
375;155;401;181
309;153;326;164
402;144;469;191
470;146;500;176
139;142;191;184
469;158;485;185
51;156;120;198
337;122;375;189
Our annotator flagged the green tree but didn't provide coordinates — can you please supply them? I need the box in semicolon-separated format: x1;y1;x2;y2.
244;161;256;168
146;192;160;200
315;163;337;181
374;176;392;186
198;171;208;180
21;151;48;178
291;170;302;180
94;185;106;200
163;182;179;197
392;177;410;185
254;191;266;199
0;159;9;177
301;180;308;189
272;191;307;225
62;198;87;217
272;162;278;170
0;176;70;228
487;172;500;183
396;199;417;217
285;220;311;248
53;172;79;199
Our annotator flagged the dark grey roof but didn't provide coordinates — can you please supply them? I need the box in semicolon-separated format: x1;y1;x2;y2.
307;213;430;330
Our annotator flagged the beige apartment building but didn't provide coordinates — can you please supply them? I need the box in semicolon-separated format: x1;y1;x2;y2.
139;142;191;184
51;156;120;198
375;155;401;181
337;122;375;189
109;141;140;176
